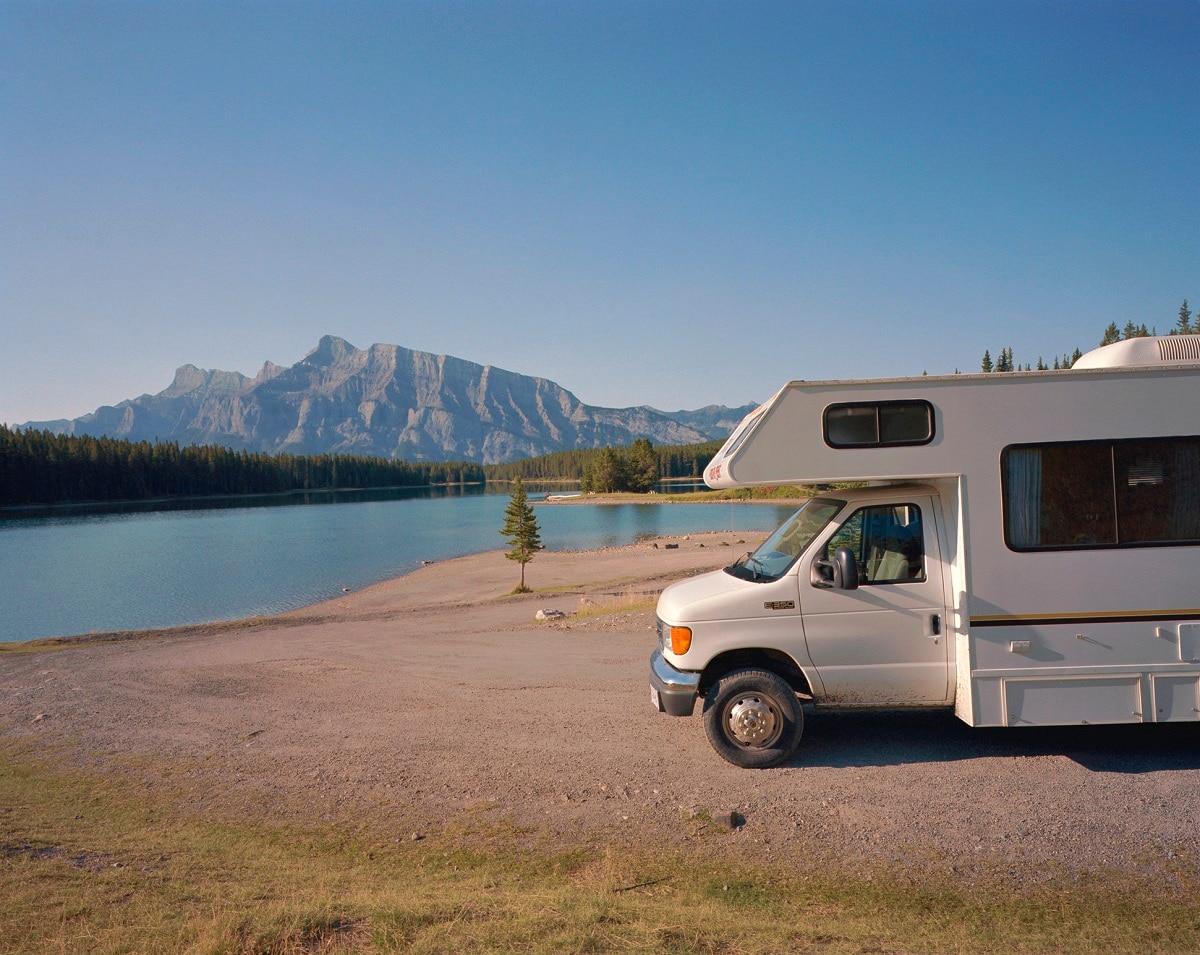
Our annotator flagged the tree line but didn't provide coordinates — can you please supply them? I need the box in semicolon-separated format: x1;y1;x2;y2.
483;438;724;488
0;425;724;507
977;299;1193;374
0;426;485;507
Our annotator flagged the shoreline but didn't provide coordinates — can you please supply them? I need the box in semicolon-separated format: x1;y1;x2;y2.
1;530;765;651
0;478;776;516
537;490;808;505
3;492;795;643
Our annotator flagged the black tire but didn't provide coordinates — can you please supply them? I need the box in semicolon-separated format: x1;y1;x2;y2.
702;668;803;769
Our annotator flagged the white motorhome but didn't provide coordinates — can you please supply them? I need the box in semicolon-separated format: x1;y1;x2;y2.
650;335;1200;767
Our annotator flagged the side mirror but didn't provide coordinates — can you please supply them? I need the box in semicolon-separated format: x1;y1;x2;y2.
810;547;859;591
832;547;859;590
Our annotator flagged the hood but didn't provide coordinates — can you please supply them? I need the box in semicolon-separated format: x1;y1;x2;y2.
657;567;798;624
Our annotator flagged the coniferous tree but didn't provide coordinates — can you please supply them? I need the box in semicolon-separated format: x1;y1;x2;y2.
1100;322;1121;346
0;426;486;507
1176;300;1194;335
583;447;625;493
499;477;542;593
981;350;993;373
626;438;659;493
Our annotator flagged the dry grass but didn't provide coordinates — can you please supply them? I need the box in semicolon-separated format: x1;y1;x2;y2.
572;588;659;619
3;746;1200;953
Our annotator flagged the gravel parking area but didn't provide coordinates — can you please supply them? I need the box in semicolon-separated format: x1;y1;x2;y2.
5;535;1199;888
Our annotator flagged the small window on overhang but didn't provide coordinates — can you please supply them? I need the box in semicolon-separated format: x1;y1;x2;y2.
824;400;935;448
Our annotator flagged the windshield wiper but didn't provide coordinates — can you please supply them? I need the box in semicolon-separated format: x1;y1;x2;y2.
727;552;767;581
745;555;768;580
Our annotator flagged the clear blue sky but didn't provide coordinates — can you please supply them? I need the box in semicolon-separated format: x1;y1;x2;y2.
3;0;1196;425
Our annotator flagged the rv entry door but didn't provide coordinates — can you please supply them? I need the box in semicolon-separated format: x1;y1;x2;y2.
802;495;951;705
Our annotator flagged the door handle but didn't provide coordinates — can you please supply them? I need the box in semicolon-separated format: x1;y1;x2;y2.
925;613;941;643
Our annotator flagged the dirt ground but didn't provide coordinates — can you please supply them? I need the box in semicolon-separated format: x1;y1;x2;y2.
4;531;1200;887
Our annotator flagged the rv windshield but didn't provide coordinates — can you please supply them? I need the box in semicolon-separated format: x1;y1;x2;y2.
726;497;844;582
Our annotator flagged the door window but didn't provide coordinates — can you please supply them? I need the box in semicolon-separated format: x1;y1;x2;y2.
825;504;925;584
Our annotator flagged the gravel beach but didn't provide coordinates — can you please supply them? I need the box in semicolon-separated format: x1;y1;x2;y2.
4;531;1200;888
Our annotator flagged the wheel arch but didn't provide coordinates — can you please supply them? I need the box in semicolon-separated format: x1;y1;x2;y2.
698;648;815;699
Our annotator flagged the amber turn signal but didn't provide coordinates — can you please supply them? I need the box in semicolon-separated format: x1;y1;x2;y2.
670;626;692;655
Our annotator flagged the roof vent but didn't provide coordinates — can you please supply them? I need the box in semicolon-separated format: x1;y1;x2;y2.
1073;335;1200;370
1157;336;1200;362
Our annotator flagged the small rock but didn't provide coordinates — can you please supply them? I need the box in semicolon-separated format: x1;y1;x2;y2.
535;609;566;621
31;713;49;723
411;832;423;841
713;810;746;830
664;543;679;550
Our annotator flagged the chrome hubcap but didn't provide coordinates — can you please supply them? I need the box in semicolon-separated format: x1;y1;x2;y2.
726;695;780;747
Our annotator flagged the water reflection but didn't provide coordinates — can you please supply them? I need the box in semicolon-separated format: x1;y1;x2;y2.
0;482;497;523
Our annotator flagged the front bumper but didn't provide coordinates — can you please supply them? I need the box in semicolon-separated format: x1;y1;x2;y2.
649;649;701;717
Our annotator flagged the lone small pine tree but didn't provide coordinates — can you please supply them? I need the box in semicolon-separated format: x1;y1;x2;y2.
500;477;542;593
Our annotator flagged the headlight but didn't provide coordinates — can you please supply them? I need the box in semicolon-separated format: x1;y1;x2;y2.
657;618;692;655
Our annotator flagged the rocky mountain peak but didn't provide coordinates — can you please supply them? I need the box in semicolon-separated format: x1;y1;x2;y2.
304;335;358;367
22;337;748;464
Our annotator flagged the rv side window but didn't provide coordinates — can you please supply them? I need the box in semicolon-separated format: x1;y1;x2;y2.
1003;436;1200;550
824;401;934;448
824;504;926;584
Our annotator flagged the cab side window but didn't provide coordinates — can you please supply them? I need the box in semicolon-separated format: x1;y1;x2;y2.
825;504;926;584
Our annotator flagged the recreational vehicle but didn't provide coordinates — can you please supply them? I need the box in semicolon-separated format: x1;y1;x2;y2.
649;335;1200;767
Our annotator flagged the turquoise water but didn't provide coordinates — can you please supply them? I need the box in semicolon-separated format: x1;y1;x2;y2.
0;487;794;642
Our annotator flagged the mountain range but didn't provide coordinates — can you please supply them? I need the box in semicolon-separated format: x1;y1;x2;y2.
24;336;756;464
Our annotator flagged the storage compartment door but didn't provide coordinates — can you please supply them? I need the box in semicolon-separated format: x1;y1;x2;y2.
1152;675;1200;722
1003;676;1144;726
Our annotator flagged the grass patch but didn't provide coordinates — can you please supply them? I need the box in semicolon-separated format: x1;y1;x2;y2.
573;589;659;619
3;746;1200;953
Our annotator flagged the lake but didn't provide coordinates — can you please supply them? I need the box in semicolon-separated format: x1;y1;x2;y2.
0;486;796;642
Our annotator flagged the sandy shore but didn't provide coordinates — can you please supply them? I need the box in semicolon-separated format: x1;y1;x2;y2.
5;530;1200;886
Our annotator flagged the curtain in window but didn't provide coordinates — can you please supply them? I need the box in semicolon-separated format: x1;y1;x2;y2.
1172;445;1200;539
1006;449;1043;548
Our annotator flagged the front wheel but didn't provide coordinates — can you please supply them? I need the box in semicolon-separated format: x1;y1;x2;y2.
702;668;803;769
